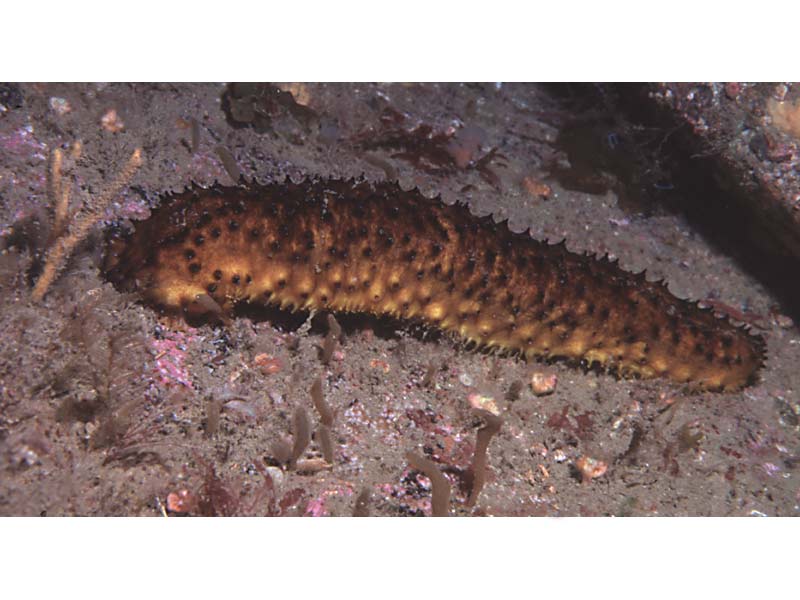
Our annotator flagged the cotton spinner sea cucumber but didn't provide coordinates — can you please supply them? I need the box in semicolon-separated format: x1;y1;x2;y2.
103;177;765;391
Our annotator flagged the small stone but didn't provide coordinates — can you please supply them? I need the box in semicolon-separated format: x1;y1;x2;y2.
254;353;283;374
530;371;557;396
458;372;474;387
166;489;197;514
263;466;284;492
294;458;334;473
521;176;552;199
101;108;125;133
468;392;501;416
276;82;312;106
10;445;41;469
575;456;608;484
49;97;71;116
529;442;548;457
369;358;390;373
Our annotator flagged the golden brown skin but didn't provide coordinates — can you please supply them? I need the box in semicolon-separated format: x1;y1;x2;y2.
104;178;765;391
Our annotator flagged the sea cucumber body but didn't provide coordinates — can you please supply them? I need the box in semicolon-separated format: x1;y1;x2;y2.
104;178;764;391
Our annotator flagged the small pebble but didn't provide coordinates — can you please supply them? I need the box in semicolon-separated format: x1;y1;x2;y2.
521;176;552;199
575;456;608;484
263;466;284;492
101;108;125;133
166;489;197;514
49;97;71;116
458;372;474;387
530;371;557;396
10;445;41;469
369;358;390;373
468;392;500;416
254;353;283;374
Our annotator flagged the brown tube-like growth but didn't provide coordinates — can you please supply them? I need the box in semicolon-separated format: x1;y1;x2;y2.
466;409;503;508
289;406;311;470
406;450;451;517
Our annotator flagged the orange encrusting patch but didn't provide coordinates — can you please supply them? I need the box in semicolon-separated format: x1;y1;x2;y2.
104;178;765;391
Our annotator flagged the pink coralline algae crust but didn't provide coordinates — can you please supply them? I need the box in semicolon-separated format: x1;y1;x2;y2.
304;482;354;517
0;126;48;235
152;330;198;388
0;125;47;160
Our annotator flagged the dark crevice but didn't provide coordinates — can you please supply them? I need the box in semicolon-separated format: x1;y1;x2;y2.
543;83;800;321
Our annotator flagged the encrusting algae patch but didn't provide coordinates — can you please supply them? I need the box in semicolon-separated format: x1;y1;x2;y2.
104;177;765;391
